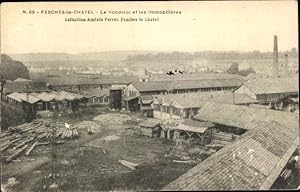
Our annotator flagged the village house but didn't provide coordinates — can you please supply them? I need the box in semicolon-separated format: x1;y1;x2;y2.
233;77;298;111
152;92;257;120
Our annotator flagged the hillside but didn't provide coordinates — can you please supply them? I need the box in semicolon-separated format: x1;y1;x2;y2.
0;54;30;80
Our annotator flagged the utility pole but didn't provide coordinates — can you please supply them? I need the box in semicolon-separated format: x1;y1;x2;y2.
49;105;59;190
24;82;31;121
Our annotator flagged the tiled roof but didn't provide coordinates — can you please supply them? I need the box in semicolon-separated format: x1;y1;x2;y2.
153;92;257;109
131;78;242;92
7;92;40;104
194;102;299;130
240;77;298;95
5;81;49;94
163;120;299;190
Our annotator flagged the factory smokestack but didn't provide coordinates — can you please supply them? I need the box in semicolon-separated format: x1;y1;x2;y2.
273;35;279;77
284;53;289;73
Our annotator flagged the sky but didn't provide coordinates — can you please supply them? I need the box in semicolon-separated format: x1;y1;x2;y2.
1;1;298;54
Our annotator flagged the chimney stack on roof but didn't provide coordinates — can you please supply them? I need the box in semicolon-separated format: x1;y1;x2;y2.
273;35;279;77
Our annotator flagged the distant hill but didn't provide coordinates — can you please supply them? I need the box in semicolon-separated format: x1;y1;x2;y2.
0;54;30;80
7;49;298;74
10;50;158;63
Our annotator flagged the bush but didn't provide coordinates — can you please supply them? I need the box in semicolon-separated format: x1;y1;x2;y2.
189;147;203;156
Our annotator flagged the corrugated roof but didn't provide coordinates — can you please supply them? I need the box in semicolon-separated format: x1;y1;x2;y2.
194;102;299;130
5;81;49;93
131;78;242;92
138;118;161;128
7;92;40;104
241;77;298;95
163;120;299;190
153;92;257;109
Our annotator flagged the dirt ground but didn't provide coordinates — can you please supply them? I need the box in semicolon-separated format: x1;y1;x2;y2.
1;108;194;192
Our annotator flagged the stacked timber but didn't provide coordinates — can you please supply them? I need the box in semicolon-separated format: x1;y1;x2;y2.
61;126;79;139
0;119;77;164
118;160;139;170
213;132;234;142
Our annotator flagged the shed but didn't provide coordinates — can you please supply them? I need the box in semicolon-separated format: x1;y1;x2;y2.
138;118;161;137
172;120;214;144
123;95;139;112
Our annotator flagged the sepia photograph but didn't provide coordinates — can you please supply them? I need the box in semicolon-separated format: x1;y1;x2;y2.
0;1;299;191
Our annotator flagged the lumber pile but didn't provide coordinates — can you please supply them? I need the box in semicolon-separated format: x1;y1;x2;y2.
61;126;79;139
172;160;196;164
0;119;78;164
123;127;141;136
118;159;139;170
213;132;234;142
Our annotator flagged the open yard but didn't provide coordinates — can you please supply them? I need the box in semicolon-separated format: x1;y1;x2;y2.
1;108;195;192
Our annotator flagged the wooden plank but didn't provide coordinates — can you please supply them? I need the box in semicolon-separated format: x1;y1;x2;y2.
0;138;22;152
6;144;28;163
25;141;39;155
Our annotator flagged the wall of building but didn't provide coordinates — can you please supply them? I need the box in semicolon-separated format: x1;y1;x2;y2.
233;84;256;99
125;84;140;97
153;110;181;120
256;92;298;102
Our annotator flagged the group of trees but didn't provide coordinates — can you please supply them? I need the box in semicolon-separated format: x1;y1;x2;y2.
0;54;30;80
127;48;298;62
226;62;256;76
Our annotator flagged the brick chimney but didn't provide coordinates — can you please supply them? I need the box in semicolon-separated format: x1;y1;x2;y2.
284;53;289;73
273;35;279;77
